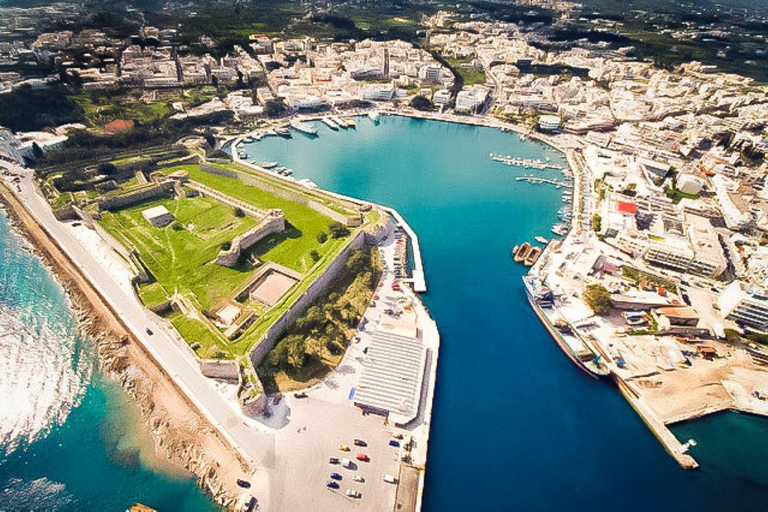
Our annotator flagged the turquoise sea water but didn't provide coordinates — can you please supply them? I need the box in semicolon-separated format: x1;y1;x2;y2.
0;212;216;511
243;116;768;511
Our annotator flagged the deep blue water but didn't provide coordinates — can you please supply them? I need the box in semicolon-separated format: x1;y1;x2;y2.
0;211;217;511
244;116;768;511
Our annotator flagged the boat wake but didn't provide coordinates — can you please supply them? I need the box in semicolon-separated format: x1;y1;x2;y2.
0;306;93;457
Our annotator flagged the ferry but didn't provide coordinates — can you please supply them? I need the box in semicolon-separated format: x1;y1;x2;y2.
322;117;339;130
513;242;532;263
523;275;611;379
289;120;318;136
368;111;380;123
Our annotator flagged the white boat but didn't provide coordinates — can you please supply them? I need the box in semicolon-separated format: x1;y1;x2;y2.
331;115;347;128
289;120;317;136
535;236;548;245
322;117;339;130
342;117;356;127
368;111;380;123
259;161;278;169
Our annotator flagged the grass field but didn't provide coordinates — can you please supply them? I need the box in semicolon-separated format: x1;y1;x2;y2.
100;194;260;312
164;164;349;274
99;167;356;359
445;58;486;86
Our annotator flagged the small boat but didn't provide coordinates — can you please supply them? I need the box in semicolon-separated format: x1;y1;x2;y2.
513;242;532;263
259;161;278;169
535;236;548;245
368;111;380;123
524;245;542;267
342;117;356;127
551;223;569;236
275;127;292;138
128;504;157;512
331;115;347;128
289;120;317;136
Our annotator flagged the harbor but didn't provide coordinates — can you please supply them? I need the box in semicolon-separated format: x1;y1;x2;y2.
235;115;768;510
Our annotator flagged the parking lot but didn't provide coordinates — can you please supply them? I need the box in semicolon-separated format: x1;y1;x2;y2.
268;397;403;511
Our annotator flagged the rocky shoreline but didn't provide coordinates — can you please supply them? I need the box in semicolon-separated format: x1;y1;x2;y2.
0;184;249;511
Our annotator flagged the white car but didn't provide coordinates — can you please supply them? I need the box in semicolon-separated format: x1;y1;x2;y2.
382;474;397;484
346;489;361;498
353;475;365;483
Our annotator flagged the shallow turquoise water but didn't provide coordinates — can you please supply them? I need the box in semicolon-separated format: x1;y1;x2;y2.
244;116;768;511
0;211;217;511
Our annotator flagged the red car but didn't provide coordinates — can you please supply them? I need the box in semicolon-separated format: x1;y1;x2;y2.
356;453;370;462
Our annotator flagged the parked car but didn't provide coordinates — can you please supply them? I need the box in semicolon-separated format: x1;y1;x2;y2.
346;489;361;498
145;328;153;335
353;475;365;483
330;472;342;480
236;479;251;489
329;457;340;464
382;474;397;484
342;458;353;468
326;480;339;489
353;439;367;447
388;440;400;447
338;444;350;451
356;453;369;462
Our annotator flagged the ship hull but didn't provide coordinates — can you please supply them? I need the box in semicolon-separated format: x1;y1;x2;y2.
523;277;609;379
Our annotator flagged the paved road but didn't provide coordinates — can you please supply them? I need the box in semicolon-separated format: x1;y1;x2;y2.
9;169;273;471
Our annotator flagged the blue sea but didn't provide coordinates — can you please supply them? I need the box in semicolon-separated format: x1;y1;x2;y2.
2;115;768;511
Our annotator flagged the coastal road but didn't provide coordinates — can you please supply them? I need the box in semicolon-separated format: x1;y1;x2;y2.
8;168;274;472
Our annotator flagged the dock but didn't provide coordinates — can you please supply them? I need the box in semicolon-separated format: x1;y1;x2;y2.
383;207;427;293
490;154;564;170
616;378;699;469
515;176;573;189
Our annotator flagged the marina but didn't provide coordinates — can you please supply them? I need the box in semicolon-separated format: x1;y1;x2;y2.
515;176;573;189
289;120;317;136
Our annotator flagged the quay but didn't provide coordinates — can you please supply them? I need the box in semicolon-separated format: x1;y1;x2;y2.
381;206;427;293
616;378;699;469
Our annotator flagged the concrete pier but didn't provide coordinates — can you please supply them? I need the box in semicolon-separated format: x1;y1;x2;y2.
616;378;699;470
384;206;427;293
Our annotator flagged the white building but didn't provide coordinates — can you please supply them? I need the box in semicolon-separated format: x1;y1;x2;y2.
0;128;23;165
433;89;451;106
142;205;175;227
712;174;754;231
677;173;705;195
455;86;488;112
538;114;561;132
718;281;768;331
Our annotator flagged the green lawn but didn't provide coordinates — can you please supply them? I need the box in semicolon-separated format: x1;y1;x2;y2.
167;164;347;274
99;167;356;359
446;58;486;86
99;194;260;311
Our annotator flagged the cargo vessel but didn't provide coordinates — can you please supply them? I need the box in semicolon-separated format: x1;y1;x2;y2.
523;275;611;379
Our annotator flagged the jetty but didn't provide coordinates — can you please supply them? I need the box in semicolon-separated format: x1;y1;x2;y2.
516;176;572;189
490;154;564;170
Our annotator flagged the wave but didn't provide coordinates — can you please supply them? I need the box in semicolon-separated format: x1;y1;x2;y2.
0;477;75;510
0;306;93;457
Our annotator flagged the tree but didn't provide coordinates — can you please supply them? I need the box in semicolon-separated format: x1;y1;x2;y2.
316;231;328;244
233;207;245;218
328;221;350;239
97;162;118;175
309;250;321;262
584;284;612;315
592;213;602;233
409;95;434;111
346;249;370;275
264;99;287;118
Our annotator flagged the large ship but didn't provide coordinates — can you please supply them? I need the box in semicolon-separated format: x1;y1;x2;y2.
523;275;611;379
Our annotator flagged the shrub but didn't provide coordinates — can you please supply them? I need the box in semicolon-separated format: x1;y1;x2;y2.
233;207;245;217
329;221;350;239
317;231;328;244
310;250;321;262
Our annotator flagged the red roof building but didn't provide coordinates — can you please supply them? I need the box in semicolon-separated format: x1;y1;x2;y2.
616;201;637;215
